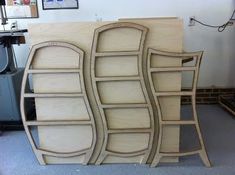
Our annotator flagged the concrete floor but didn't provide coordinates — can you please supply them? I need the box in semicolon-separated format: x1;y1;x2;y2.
0;105;235;175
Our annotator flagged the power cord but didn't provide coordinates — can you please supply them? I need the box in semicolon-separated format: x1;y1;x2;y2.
190;10;235;32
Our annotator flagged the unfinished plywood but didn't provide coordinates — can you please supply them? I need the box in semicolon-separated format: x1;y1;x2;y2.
107;133;150;153
35;98;90;120
32;73;81;93
28;21;115;163
91;22;154;164
97;81;146;104
32;46;80;69
105;108;150;129
119;18;183;163
97;27;142;52
146;48;211;167
95;56;139;77
28;18;183;164
20;41;96;165
39;125;93;152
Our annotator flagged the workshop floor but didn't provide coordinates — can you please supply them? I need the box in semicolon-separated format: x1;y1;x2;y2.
1;105;235;175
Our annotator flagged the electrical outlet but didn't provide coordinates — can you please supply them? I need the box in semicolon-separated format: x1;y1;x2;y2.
189;16;195;26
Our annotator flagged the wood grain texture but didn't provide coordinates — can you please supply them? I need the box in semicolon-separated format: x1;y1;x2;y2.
119;18;183;163
32;46;80;69
32;73;82;93
95;56;138;77
20;41;97;165
28;22;113;163
28;18;184;164
90;22;154;164
35;98;90;120
105;108;150;129
146;48;211;167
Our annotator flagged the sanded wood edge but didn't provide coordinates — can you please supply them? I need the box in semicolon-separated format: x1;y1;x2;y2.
160;149;200;156
78;41;97;165
148;48;203;59
100;104;150;108
38;149;88;158
150;67;196;72
107;128;152;134
136;26;155;164
147;48;211;167
191;57;211;169
106;149;148;157
20;41;97;165
147;49;164;167
161;120;196;125
95;51;139;57
90;22;154;165
94;76;141;81
155;91;193;96
93;22;148;37
119;17;178;21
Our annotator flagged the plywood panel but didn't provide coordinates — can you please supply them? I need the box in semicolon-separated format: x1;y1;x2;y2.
97;81;146;104
119;18;183;163
151;55;182;67
152;72;181;92
35;98;90;120
95;56;138;77
161;126;180;152
105;108;150;129
158;97;181;120
107;133;149;153
97;28;142;51
44;155;85;164
28;18;183;164
32;46;80;69
38;125;93;152
119;18;183;52
32;73;81;93
28;22;113;163
103;155;143;164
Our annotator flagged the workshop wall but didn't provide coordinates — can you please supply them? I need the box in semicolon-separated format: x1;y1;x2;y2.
1;0;235;87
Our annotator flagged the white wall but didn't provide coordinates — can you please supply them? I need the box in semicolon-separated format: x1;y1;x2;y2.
1;0;235;87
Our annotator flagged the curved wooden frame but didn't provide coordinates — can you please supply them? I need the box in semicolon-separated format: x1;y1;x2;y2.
20;41;97;165
90;22;155;164
147;48;211;167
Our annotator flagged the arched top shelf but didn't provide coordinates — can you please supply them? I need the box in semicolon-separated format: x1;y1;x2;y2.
94;22;148;34
27;41;84;70
148;48;203;59
92;22;148;53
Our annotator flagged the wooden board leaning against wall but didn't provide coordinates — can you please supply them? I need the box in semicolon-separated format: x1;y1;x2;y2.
28;18;183;164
